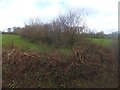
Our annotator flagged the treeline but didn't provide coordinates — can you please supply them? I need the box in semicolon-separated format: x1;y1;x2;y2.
14;10;88;48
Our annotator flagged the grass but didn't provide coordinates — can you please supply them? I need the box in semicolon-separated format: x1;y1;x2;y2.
89;38;112;47
2;34;71;55
2;34;113;55
2;34;53;52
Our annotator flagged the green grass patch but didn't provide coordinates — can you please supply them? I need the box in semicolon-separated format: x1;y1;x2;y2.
2;34;53;52
89;38;112;47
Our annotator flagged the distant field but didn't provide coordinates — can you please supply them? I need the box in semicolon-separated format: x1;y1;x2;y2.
2;34;113;53
2;34;53;52
89;38;112;47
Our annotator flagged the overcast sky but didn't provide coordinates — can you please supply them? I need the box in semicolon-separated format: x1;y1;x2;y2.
0;0;119;34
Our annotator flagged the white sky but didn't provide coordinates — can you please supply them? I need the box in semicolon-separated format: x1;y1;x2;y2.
0;0;119;34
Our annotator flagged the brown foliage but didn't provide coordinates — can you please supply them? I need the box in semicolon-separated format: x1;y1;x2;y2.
2;44;118;88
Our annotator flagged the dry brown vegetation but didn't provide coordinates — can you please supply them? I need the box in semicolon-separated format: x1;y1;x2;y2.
2;43;118;88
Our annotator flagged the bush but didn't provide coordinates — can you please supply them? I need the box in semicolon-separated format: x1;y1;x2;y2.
15;10;87;49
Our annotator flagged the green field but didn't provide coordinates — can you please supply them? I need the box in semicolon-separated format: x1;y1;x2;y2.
2;34;54;52
89;38;112;47
2;34;113;52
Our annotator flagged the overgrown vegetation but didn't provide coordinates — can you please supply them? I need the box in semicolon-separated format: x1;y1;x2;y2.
2;43;118;88
2;9;118;88
14;10;88;49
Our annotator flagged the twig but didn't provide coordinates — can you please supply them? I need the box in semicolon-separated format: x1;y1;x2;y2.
8;48;15;60
23;53;36;58
65;61;74;73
